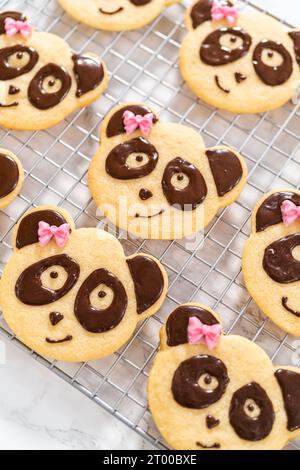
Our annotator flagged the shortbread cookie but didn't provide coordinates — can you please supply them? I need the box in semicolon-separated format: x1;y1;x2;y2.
243;189;300;336
179;0;300;114
88;103;247;240
0;11;108;130
58;0;180;32
0;149;24;209
0;206;168;362
148;303;300;450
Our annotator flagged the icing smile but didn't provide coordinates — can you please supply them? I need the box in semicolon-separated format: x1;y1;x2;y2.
0;102;19;107
46;335;73;344
282;297;300;318
99;7;124;15
135;209;165;219
215;75;230;94
196;441;221;449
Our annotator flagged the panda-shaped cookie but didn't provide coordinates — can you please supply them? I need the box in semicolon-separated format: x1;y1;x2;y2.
0;206;167;362
243;189;300;336
0;11;108;130
179;0;300;114
58;0;180;32
88;103;247;240
148;303;300;450
0;149;24;209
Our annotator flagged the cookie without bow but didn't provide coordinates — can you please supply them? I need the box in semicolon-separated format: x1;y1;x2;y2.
179;0;300;113
58;0;180;32
0;11;108;130
148;303;300;450
88;103;247;240
0;206;168;362
243;189;300;336
0;148;24;209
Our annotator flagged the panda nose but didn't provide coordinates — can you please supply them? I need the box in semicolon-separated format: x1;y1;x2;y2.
8;85;20;95
206;415;220;429
139;188;153;201
49;312;64;326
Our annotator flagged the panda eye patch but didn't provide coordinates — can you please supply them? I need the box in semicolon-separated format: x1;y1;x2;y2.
200;27;252;66
253;40;293;86
0;45;38;80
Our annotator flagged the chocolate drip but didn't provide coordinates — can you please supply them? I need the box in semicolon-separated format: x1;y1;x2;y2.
275;369;300;431
289;31;300;67
206;148;243;197
263;234;300;283
256;192;300;232
253;41;293;86
0;153;19;199
0;45;38;80
28;63;71;110
106;105;158;138
72;54;104;98
200;28;252;66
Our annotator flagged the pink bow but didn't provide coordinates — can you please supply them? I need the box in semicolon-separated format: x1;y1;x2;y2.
211;0;239;25
38;221;70;248
187;316;222;350
4;17;33;38
123;110;154;136
281;200;300;227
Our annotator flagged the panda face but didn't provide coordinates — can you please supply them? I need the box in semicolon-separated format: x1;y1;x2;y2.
0;11;108;130
180;0;300;113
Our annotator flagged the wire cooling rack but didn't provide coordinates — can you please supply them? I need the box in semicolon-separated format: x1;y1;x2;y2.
0;0;300;450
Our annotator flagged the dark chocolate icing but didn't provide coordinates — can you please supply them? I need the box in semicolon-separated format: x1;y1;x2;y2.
49;312;64;326
289;31;300;67
275;369;300;431
127;256;164;314
129;0;152;5
166;305;220;347
281;297;300;318
28;63;71;110
235;72;247;83
190;0;213;29
215;75;230;93
256;192;300;232
74;269;127;333
106;105;158;138
106;137;158;180
206;148;243;197
172;355;229;409
253;40;293;86
16;210;69;249
0;45;38;80
46;335;72;344
99;7;124;15
200;27;252;66
8;85;20;95
263;234;300;283
16;254;80;305
196;442;221;449
139;188;153;200
72;54;104;98
0;153;19;199
206;415;220;429
0;11;26;34
162;157;207;210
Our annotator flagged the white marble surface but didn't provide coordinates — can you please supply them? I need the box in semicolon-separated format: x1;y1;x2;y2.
0;0;299;451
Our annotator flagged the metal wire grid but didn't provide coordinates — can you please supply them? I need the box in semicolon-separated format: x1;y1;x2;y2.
0;0;299;450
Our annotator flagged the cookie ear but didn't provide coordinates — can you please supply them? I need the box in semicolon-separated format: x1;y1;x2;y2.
72;54;106;99
275;368;300;433
126;254;167;318
255;191;300;233
0;11;26;34
206;147;246;204
289;31;300;66
165;304;221;347
104;104;159;139
187;0;213;30
13;206;75;251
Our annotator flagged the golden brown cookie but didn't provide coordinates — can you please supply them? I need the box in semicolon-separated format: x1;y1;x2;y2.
0;149;24;209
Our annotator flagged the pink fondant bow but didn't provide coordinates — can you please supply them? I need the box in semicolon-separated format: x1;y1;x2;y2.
38;221;70;248
4;17;33;38
123;110;154;136
211;0;239;25
281;200;300;227
187;316;222;350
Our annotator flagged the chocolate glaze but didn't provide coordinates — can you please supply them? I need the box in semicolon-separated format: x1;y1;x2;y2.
49;312;64;326
106;105;158;138
162;157;207;210
200;28;252;66
190;0;213;29
139;188;153;200
229;382;275;441
282;297;300;318
275;369;300;431
0;45;38;81
28;63;71;110
172;355;229;409
0;153;19;199
256;192;300;232
206;148;243;197
129;0;152;4
263;234;300;283
253;40;293;86
127;256;164;314
206;415;220;429
0;11;26;34
16;210;69;249
166;305;220;347
8;85;20;95
289;31;300;67
74;269;127;333
72;54;104;98
16;254;80;305
106;137;158;180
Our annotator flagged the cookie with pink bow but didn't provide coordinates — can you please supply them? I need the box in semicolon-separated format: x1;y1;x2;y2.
0;205;167;362
149;303;300;450
88;102;247;240
243;189;300;336
179;0;300;113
